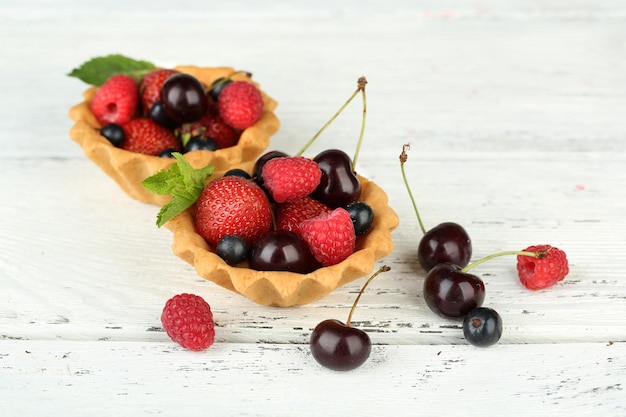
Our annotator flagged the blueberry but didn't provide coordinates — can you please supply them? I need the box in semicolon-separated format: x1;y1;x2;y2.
184;136;218;152
345;201;374;235
216;235;249;265
463;307;503;347
149;101;179;129
100;123;125;147
208;77;232;101
223;168;251;179
158;148;178;158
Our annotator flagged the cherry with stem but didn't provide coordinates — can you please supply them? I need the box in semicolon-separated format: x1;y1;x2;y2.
310;265;390;371
400;144;472;271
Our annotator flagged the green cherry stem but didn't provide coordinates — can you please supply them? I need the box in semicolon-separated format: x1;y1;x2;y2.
461;249;548;273
295;76;367;158
399;144;427;235
351;76;368;172
345;265;390;328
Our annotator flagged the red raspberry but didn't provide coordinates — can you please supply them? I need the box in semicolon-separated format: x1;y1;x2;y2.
275;197;331;237
195;176;273;246
262;156;322;203
517;244;569;290
90;74;138;126
217;81;264;129
161;293;215;351
197;114;240;148
139;68;179;113
300;208;356;267
121;118;181;156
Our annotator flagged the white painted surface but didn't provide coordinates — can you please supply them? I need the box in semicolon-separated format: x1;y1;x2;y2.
0;1;625;416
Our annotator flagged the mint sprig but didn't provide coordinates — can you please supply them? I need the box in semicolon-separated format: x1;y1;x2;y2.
68;54;156;86
141;153;214;227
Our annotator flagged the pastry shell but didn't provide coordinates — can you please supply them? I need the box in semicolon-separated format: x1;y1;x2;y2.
68;66;279;206
165;174;399;307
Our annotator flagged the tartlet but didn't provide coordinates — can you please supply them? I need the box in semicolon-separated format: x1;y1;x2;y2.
165;173;399;307
68;66;279;206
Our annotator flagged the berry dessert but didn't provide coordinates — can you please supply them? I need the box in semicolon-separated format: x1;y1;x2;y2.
67;54;279;205
143;76;399;306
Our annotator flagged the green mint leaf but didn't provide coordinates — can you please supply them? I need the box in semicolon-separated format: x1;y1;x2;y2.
142;153;214;227
67;54;156;86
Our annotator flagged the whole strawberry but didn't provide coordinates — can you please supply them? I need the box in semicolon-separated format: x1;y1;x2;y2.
90;74;138;126
517;244;569;290
275;197;331;237
139;68;179;113
262;156;323;203
217;81;264;129
161;293;215;351
300;208;356;267
121;118;181;156
195;176;273;246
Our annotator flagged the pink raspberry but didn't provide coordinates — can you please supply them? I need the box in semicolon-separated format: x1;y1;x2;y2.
275;197;332;237
517;245;569;290
300;208;356;267
217;81;264;129
90;74;138;126
161;293;215;351
262;156;323;203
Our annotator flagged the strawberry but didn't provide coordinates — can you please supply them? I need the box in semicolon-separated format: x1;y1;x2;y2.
217;81;264;129
195;176;273;246
262;156;322;203
275;197;331;237
300;208;356;267
121;118;181;156
139;68;179;113
90;74;138;126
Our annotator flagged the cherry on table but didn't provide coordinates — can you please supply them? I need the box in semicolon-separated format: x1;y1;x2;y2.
310;265;390;371
422;263;485;318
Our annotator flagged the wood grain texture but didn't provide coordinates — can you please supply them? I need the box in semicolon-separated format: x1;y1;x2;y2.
0;0;625;415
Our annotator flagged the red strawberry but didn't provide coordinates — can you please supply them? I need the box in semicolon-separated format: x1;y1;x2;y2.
161;293;215;351
121;118;181;156
139;68;179;113
300;208;356;267
262;156;322;203
90;74;138;126
517;245;569;290
275;197;331;237
217;81;264;129
197;114;240;149
195;176;273;246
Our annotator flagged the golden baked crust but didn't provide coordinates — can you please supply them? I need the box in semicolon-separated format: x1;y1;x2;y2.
68;66;279;206
165;174;399;307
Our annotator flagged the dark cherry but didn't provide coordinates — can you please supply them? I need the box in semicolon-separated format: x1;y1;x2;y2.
160;73;208;124
463;307;503;347
310;319;371;371
423;263;485;318
418;222;472;272
312;149;361;209
252;150;289;189
310;265;389;371
249;230;319;273
184;136;218;153
149;100;179;129
216;235;249;266
100;123;125;147
208;77;232;101
345;201;374;236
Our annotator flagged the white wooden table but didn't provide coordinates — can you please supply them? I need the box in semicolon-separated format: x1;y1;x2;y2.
1;1;625;415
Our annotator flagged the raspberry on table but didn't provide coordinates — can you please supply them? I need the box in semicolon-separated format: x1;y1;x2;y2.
517;244;569;290
161;293;215;351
